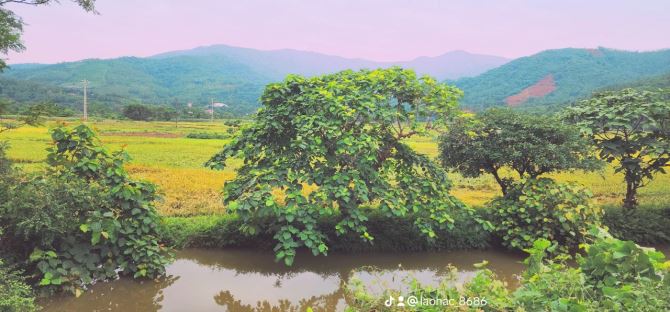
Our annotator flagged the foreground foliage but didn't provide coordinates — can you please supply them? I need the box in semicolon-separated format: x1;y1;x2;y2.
346;231;670;311
207;68;482;265
490;178;602;252
0;258;37;312
0;125;172;295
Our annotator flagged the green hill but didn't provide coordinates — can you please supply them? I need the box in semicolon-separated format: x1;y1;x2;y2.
453;48;670;111
1;55;272;116
0;44;508;116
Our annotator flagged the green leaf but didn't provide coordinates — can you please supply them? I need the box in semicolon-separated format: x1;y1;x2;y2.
79;224;89;233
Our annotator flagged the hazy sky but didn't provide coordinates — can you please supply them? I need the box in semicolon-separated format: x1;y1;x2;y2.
4;0;670;64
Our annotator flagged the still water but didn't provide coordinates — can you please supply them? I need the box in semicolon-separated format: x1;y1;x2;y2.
40;248;527;312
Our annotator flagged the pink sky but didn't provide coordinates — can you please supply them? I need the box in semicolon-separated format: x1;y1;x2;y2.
5;0;670;64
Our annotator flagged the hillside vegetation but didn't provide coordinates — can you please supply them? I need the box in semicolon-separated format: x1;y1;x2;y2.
0;45;507;116
454;48;670;110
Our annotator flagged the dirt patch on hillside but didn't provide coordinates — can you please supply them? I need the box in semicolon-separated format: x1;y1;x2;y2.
505;74;556;107
101;132;181;138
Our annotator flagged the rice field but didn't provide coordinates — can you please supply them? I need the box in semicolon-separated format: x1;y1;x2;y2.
1;119;669;216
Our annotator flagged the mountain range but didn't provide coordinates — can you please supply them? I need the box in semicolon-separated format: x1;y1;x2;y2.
1;44;669;116
0;45;508;115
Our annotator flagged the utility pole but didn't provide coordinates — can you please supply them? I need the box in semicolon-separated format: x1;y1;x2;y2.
173;99;180;128
210;98;214;123
81;80;89;121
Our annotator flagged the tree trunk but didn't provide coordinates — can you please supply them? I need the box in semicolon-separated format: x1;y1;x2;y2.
623;180;638;209
491;169;508;196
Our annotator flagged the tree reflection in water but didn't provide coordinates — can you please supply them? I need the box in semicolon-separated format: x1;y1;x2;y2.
41;248;527;311
214;288;343;312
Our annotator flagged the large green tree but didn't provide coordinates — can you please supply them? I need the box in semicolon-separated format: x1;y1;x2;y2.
438;108;600;195
207;68;474;265
0;0;96;71
565;88;670;209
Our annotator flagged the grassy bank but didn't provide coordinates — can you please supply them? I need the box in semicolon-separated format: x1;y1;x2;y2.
2;120;669;216
160;210;492;252
159;206;670;254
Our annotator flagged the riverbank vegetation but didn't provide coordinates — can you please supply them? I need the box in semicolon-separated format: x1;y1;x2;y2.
1;69;669;311
346;231;670;311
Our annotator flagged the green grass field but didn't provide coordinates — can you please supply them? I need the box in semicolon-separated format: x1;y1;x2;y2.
2;119;668;216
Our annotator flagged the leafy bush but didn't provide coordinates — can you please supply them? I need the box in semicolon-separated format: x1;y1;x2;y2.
223;120;241;128
489;178;602;252
0;259;37;312
603;205;670;244
186;132;229;139
0;142;11;175
578;229;668;289
206;68;477;265
0;125;172;295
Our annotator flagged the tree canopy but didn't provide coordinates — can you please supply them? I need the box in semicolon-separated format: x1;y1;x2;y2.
439;108;600;195
565;88;670;208
207;68;475;265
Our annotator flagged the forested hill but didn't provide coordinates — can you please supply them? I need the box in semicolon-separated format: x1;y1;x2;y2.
0;45;507;116
453;48;670;111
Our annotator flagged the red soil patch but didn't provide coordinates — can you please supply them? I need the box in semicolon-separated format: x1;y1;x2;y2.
505;74;556;107
100;132;180;138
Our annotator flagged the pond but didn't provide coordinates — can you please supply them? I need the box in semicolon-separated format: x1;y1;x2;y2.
40;248;528;312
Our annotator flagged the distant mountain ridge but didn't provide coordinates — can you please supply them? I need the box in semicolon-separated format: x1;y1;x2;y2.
453;47;670;110
0;44;509;115
151;45;510;80
2;45;670;116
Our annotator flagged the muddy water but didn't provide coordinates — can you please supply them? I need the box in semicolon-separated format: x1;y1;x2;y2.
40;246;670;311
40;248;526;312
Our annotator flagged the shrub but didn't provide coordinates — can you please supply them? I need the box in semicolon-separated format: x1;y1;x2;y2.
0;175;109;260
207;68;472;265
0;259;37;312
0;142;11;175
578;228;668;289
185;132;229;140
603;205;670;244
160;210;492;252
489;178;602;252
0;125;173;295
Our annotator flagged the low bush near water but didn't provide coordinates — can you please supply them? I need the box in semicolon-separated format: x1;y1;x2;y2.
489;178;602;252
603;205;670;244
0;125;172;295
160;209;492;252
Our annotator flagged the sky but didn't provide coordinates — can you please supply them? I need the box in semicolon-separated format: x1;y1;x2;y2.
4;0;670;64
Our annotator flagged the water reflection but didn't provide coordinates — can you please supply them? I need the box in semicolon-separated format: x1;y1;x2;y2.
41;248;527;312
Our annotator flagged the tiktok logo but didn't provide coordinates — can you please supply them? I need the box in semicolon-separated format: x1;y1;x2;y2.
384;296;406;307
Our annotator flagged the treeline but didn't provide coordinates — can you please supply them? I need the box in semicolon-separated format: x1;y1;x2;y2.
121;103;237;121
0;98;237;121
